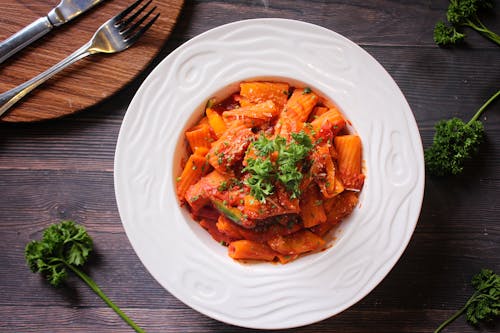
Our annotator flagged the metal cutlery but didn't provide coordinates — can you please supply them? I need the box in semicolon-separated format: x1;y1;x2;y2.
0;0;106;64
0;0;159;117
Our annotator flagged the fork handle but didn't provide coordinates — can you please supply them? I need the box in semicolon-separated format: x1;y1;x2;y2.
0;17;53;64
0;42;92;117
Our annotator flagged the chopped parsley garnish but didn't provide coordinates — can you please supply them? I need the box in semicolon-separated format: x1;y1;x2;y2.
252;134;278;156
243;158;275;201
217;152;224;165
190;195;200;202
302;87;312;94
243;131;313;202
314;200;323;206
216;178;242;193
218;181;228;192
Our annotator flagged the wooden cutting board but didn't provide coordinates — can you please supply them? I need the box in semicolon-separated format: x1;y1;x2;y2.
0;0;184;122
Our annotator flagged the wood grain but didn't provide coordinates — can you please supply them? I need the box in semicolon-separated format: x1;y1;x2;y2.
0;306;489;333
0;0;499;332
0;0;184;122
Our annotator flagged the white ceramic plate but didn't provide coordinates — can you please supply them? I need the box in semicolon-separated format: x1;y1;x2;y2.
114;18;425;329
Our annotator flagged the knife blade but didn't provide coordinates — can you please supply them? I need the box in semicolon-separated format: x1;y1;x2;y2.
0;0;105;64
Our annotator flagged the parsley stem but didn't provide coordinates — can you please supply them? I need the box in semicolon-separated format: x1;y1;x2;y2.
468;89;500;125
434;289;483;333
434;293;476;333
66;262;145;333
434;303;467;333
464;19;500;45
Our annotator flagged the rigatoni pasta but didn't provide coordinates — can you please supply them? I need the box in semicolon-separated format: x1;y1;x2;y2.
185;123;214;152
176;81;365;264
334;135;364;190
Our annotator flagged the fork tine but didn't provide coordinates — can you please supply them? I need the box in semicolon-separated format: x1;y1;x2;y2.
122;6;157;39
114;0;146;22
125;12;159;44
119;0;152;29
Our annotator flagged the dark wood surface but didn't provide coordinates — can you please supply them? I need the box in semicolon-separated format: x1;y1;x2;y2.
0;0;184;122
1;0;499;332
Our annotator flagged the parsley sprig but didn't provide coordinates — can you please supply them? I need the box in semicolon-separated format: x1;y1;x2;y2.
25;221;145;333
433;0;500;46
243;131;313;202
425;89;499;176
244;158;275;199
434;268;499;332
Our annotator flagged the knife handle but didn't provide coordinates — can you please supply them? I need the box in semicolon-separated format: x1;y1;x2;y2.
0;17;53;64
0;42;92;117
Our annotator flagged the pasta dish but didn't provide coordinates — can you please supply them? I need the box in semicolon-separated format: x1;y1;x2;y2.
176;81;364;263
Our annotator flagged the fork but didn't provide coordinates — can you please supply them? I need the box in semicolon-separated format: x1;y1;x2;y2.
0;0;159;117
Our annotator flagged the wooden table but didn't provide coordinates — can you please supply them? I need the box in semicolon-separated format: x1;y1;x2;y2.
1;1;499;332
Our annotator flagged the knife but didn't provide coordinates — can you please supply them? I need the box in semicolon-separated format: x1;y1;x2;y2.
0;0;105;64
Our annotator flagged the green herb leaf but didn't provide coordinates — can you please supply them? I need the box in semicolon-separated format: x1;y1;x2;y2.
434;268;499;332
243;157;275;202
434;0;500;46
425;90;499;176
243;131;313;201
25;221;145;333
433;21;465;45
425;118;484;176
252;134;277;156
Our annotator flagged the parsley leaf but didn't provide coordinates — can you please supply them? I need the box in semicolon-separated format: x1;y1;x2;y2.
243;131;313;201
434;21;465;45
243;158;275;201
25;221;145;333
433;0;500;46
467;268;500;326
425;89;499;176
434;268;499;332
252;134;277;156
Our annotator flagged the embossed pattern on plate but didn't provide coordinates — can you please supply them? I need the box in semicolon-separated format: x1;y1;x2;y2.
114;19;425;329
